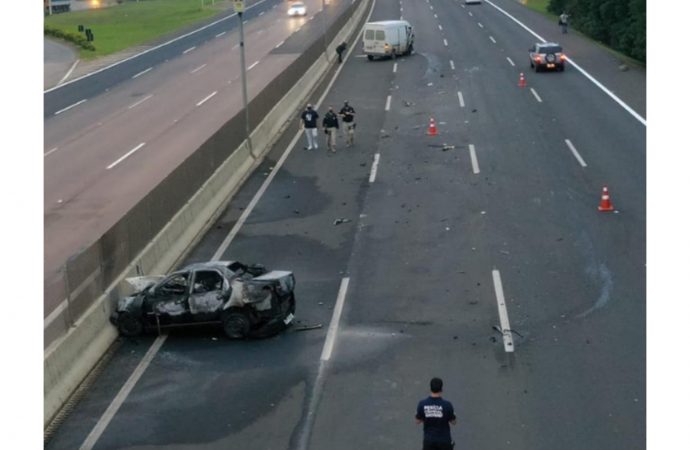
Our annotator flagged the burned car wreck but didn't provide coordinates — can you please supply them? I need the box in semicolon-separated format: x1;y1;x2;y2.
110;261;296;339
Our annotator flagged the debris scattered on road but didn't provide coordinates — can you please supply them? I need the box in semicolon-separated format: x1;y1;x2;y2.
293;210;300;214
360;162;367;167
294;324;323;331
427;82;433;86
403;100;415;107
211;337;218;341
481;211;486;215
468;300;477;305
318;302;324;305
500;250;510;255
333;218;351;225
284;195;291;199
472;109;477;113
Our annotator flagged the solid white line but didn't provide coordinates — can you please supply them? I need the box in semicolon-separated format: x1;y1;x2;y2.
106;142;146;170
443;38;448;46
478;22;484;28
369;153;381;183
321;278;350;361
492;270;514;353
438;24;443;31
276;40;284;48
506;56;515;66
190;63;207;74
127;94;153;109
489;35;496;43
565;139;588;167
57;59;80;85
183;46;196;54
450;60;455;70
385;95;392;111
393;62;398;73
210;0;375;262
196;91;218;106
457;91;465;108
132;67;152;79
484;0;645;126
43;0;271;94
44;147;59;157
216;31;226;38
79;335;168;450
468;144;480;174
248;61;259;71
54;99;87;115
530;87;542;103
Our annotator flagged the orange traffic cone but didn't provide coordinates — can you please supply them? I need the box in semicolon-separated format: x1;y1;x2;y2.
518;72;527;88
598;186;614;212
427;117;438;136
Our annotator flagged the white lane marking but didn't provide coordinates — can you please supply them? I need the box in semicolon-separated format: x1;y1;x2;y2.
434;13;438;18
127;94;153;109
450;59;455;70
106;142;146;170
196;91;218;106
210;0;374;261
369;153;381;183
216;31;226;38
489;35;496;43
183;46;196;54
243;20;248;24
469;11;473;16
565;138;588;167
485;0;645;126
309;16;314;21
438;24;443;31
461;3;465;7
506;56;515;66
530;87;542;103
443;38;448;46
468;144;480;174
478;22;484;28
400;15;403;20
57;59;80;85
43;0;271;94
44;147;59;157
232;43;239;50
321;278;350;361
393;62;398;73
132;67;152;79
259;11;265;16
54;99;87;115
190;63;207;74
276;40;285;48
79;335;168;450
457;91;465;108
492;270;514;353
385;95;392;111
248;61;259;71
401;6;403;12
430;5;434;10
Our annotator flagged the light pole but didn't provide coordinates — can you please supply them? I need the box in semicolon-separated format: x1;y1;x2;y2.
234;1;253;154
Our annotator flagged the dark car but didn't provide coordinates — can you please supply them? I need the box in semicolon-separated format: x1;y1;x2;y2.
110;261;296;339
529;42;566;72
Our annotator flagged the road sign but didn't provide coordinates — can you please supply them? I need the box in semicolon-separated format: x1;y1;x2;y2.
233;0;245;13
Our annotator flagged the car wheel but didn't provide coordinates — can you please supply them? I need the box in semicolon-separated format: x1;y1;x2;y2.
117;312;144;337
367;55;374;61
223;311;251;339
406;43;414;55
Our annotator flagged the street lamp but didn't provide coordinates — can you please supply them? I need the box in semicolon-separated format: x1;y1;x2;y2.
234;1;253;154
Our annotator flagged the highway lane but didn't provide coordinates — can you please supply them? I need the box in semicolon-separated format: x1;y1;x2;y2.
43;0;350;318
45;0;645;448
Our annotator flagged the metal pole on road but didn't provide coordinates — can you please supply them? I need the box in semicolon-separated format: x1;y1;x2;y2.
236;5;253;155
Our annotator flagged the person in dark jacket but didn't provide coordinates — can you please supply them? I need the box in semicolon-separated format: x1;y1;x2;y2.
322;106;339;152
336;41;347;63
300;104;319;150
416;378;456;450
339;101;356;147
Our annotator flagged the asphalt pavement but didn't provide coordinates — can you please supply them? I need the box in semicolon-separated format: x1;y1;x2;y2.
45;0;645;449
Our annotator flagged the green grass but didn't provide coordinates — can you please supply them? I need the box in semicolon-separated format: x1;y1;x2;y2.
519;0;553;16
44;0;230;59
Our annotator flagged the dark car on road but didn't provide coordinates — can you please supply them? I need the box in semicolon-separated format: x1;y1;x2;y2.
110;261;296;339
529;42;566;72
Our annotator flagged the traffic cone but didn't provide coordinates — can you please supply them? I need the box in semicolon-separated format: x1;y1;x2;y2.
427;117;437;136
518;72;527;88
597;186;614;212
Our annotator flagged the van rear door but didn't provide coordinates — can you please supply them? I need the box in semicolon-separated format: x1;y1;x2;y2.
363;26;386;55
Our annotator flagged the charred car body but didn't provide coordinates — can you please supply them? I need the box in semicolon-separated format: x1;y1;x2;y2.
110;261;296;339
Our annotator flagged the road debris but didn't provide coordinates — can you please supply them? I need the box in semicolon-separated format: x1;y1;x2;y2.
333;218;352;225
294;324;323;332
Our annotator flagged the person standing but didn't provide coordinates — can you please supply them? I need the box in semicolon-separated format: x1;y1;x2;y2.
559;12;569;33
301;104;319;150
339;101;356;147
336;41;347;63
322;106;339;153
415;377;456;450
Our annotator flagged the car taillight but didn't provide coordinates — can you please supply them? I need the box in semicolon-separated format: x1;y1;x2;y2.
535;56;541;63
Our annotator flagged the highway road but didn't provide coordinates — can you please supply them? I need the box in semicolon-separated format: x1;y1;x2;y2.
44;0;352;319
45;0;645;448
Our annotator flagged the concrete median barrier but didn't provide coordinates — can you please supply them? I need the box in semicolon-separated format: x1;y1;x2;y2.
45;0;373;427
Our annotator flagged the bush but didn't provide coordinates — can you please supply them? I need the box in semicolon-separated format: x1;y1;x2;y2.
44;26;96;52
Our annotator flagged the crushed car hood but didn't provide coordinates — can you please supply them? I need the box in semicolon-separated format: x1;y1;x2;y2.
126;275;165;292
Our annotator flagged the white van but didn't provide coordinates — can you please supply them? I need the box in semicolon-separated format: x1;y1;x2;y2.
362;20;414;60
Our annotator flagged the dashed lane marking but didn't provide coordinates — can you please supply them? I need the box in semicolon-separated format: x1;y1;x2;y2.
190;64;207;74
248;61;259;71
469;144;480;174
132;67;152;79
44;147;59;157
478;22;484;28
393;62;398;73
489;35;496;43
106;142;146;170
457;91;465;108
196;91;218;106
443;38;448;46
369;153;381;183
215;31;226;38
128;94;153;109
54;99;87;115
565;138;588;167
183;46;196;54
492;270;515;353
439;24;443;31
530;87;542;103
276;40;284;48
506;56;515;66
450;59;455;70
385;95;392;111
